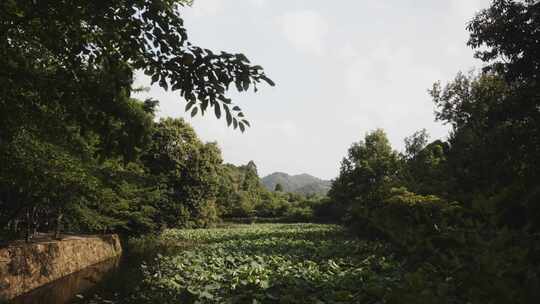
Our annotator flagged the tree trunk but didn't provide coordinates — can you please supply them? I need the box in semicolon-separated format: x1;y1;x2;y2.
32;206;38;237
25;209;31;243
13;219;19;234
55;209;63;239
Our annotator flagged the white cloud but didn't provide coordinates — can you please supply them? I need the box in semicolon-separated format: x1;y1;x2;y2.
189;0;224;17
446;43;462;57
338;42;357;59
339;41;447;150
136;1;485;179
452;0;487;18
263;121;300;138
249;0;266;8
276;10;329;56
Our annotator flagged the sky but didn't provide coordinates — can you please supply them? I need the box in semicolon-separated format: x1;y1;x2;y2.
134;0;492;180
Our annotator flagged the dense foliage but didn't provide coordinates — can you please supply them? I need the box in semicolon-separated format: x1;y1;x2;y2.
2;0;540;303
0;109;323;240
0;0;275;241
216;162;325;222
324;1;540;302
121;224;403;304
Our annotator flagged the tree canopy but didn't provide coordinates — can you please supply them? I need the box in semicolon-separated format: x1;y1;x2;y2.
0;0;275;240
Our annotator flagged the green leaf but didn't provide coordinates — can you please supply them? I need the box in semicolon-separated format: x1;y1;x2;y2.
201;99;209;112
226;109;232;126
185;101;196;111
214;103;221;119
218;95;232;104
159;78;168;90
260;75;275;86
191;107;198;117
235;80;243;92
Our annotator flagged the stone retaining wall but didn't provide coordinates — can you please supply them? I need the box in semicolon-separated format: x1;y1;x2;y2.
0;234;122;300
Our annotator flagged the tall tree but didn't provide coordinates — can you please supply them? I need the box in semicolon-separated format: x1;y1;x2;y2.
468;0;540;83
403;129;429;160
467;0;540;189
0;1;273;237
329;129;400;221
142;118;222;228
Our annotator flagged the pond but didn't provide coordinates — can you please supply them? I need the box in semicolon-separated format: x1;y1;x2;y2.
9;255;142;304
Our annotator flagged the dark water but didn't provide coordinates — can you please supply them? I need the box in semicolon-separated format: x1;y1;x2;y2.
9;256;141;304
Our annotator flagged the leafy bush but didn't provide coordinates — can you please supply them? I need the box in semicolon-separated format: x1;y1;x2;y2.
334;182;540;303
347;188;540;303
128;233;197;261
387;224;540;304
283;206;313;222
351;188;461;249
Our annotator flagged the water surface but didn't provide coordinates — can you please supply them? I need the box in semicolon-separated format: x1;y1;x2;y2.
9;256;139;304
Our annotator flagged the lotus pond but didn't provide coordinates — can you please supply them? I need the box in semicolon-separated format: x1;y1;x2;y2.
72;223;403;304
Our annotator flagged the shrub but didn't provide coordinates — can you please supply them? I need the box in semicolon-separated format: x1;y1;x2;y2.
347;188;540;303
349;188;460;245
284;206;314;222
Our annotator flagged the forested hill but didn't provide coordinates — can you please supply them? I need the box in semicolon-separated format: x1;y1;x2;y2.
261;172;331;195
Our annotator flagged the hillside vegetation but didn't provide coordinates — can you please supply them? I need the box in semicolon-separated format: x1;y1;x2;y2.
261;172;331;196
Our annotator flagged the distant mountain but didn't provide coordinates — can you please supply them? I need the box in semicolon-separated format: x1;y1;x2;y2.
261;172;331;196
